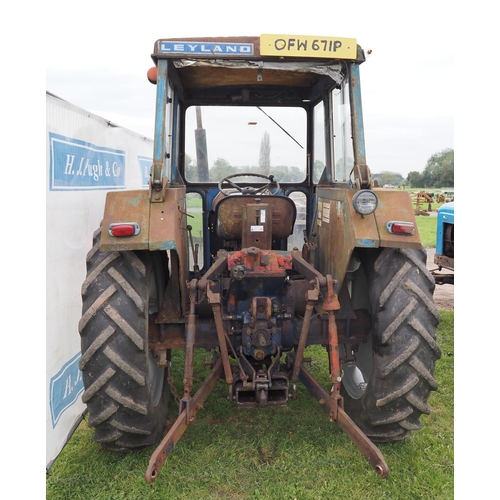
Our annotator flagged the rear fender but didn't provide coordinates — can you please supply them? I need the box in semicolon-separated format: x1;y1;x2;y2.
100;187;188;252
99;187;189;318
315;187;421;288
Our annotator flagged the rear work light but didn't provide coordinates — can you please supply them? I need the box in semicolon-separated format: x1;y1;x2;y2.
386;221;415;235
108;222;141;237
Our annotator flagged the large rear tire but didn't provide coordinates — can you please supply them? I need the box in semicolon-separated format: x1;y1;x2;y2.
341;247;442;442
78;227;170;451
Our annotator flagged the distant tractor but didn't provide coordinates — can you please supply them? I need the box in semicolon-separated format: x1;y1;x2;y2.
433;201;454;285
78;34;441;482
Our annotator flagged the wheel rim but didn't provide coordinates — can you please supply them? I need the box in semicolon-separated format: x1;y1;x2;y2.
342;362;367;399
340;336;372;400
148;256;165;407
149;355;164;406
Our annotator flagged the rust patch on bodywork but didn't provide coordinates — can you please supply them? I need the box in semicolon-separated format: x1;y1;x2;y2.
100;190;150;251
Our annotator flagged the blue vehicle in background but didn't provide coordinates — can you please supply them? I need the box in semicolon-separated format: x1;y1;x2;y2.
433;201;454;284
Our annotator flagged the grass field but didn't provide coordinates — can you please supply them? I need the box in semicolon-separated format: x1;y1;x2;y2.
46;310;453;499
415;215;437;248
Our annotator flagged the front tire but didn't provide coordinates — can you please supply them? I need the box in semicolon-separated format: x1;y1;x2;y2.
341;247;442;442
78;227;170;451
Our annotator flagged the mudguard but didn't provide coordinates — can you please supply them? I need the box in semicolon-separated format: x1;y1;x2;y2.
315;187;421;287
100;187;187;253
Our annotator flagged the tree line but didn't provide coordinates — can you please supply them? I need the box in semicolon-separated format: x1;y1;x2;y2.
404;148;454;188
373;148;454;188
186;143;454;189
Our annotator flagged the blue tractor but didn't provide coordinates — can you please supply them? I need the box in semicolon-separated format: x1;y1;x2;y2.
434;201;454;285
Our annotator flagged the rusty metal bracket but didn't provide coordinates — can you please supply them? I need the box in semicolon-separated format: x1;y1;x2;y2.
183;280;198;400
430;268;454;285
352;164;372;190
290;286;319;395
323;275;342;399
299;364;389;478
207;285;233;385
145;355;223;484
149;174;168;203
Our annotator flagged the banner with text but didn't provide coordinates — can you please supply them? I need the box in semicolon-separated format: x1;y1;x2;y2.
46;92;153;469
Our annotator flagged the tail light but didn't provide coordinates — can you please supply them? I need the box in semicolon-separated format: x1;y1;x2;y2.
108;223;141;237
386;221;415;235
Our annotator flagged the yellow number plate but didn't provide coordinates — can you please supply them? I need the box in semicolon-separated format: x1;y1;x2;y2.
260;34;357;59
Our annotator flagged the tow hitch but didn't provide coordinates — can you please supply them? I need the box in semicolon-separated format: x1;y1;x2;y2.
144;271;389;483
144;353;388;483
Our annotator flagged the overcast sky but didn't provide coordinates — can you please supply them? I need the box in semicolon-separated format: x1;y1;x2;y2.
45;0;454;178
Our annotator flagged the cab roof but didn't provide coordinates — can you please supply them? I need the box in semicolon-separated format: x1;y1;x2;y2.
151;35;365;105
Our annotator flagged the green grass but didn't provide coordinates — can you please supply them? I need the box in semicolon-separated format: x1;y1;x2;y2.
186;193;204;236
415;215;438;248
46;312;454;500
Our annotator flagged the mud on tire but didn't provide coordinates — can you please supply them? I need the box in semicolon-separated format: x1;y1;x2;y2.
342;247;442;442
78;227;170;451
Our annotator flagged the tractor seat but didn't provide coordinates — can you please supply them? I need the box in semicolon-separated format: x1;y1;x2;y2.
215;195;296;243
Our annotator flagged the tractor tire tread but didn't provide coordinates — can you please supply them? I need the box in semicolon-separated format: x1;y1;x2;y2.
344;247;441;442
79;230;169;450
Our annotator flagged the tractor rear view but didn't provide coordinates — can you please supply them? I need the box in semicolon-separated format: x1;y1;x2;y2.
78;35;441;482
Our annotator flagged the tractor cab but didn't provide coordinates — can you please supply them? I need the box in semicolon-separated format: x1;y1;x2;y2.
138;35;368;281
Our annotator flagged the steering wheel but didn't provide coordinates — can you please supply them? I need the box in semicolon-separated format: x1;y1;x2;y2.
218;173;281;196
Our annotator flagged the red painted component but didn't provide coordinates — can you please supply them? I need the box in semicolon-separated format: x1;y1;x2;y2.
227;247;292;277
386;221;415;235
109;224;138;237
147;67;158;84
